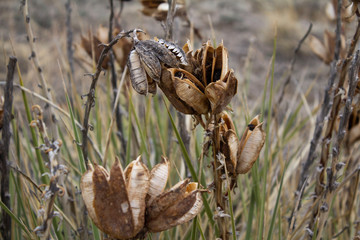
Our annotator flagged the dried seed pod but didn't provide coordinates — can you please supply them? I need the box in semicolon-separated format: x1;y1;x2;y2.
81;157;150;239
128;49;149;95
236;115;266;174
146;156;170;206
219;112;239;175
205;69;238;114
170;68;210;114
158;69;196;114
146;181;203;232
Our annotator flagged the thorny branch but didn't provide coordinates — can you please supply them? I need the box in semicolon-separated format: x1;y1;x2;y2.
0;56;16;240
81;30;133;169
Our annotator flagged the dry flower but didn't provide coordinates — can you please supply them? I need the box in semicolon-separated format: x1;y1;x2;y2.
81;156;203;239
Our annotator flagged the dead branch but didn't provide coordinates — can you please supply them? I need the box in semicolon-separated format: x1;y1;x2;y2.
0;56;16;240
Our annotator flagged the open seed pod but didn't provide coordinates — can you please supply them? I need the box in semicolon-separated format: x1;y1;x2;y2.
236;115;266;174
160;40;238;115
81;156;150;239
146;179;203;232
219;112;238;175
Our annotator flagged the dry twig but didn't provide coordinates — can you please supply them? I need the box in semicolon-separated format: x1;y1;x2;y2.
0;56;16;240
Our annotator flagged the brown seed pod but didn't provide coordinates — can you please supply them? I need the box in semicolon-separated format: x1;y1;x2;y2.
81;157;150;239
236;115;266;174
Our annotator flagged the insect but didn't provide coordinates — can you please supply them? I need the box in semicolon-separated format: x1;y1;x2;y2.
126;29;187;95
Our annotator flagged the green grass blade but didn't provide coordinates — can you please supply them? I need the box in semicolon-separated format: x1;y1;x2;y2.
164;100;218;235
0;199;33;239
267;166;287;240
65;90;86;173
228;189;237;240
258;27;277;240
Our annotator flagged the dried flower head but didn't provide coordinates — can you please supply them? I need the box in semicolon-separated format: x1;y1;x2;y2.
81;156;203;239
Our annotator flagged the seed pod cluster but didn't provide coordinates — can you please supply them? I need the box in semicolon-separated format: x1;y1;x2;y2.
158;40;238;116
217;112;266;189
81;156;203;239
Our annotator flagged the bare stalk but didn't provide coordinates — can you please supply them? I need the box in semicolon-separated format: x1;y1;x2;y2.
21;0;58;137
0;56;16;240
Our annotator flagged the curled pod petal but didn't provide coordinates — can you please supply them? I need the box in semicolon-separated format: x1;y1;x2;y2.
205;70;238;114
170;68;210;115
221;129;239;175
212;42;229;83
201;41;215;86
158;69;195;114
147;182;203;232
147;156;170;206
147;179;190;221
236;116;266;174
128;49;148;95
124;156;150;235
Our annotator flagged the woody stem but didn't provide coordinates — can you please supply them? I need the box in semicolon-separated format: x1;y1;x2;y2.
212;114;228;240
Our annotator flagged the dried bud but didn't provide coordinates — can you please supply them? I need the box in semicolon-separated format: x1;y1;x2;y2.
236;115;266;174
81;157;150;239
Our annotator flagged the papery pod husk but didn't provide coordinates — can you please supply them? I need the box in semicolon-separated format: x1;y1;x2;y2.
124;156;150;236
81;158;146;239
128;49;148;95
171;68;210;115
146;179;190;221
201;41;215;86
146;182;203;232
221;130;239;175
236;116;266;174
211;42;229;83
158;69;195;114
146;156;170;206
219;112;238;175
205;70;238;114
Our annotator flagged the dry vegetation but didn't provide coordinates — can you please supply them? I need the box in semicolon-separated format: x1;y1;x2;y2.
1;0;360;239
